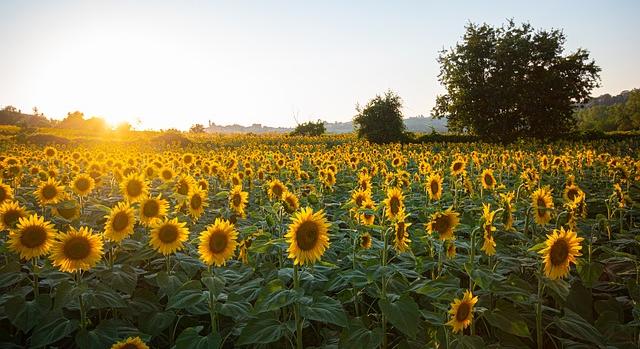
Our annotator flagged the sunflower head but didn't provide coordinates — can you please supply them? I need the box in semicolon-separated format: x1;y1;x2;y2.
139;195;168;226
267;179;286;201
450;159;466;177
110;336;149;349
360;232;372;249
187;188;208;220
425;172;443;201
104;202;136;242
539;227;584;280
50;227;104;273
285;207;331;265
8;214;56;260
72;173;95;196
282;191;299;214
0;200;28;230
120;173;149;203
393;210;412;253
446;290;478;333
426;209;460;241
480;168;496;190
383;187;404;221
229;186;249;217
563;184;583;203
532;187;554;225
149;218;189;255
198;218;239;266
0;181;14;204
35;177;65;206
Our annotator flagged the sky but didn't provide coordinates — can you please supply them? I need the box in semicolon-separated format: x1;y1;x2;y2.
1;0;639;130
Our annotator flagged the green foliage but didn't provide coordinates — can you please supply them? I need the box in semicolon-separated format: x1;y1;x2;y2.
433;20;601;142
290;120;326;136
577;89;640;131
353;90;406;143
189;124;206;133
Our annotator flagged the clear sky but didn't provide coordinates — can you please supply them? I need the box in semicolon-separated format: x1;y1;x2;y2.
1;0;639;130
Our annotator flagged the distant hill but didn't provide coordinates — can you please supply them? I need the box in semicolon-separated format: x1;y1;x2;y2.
576;89;639;131
205;116;447;134
0;106;52;127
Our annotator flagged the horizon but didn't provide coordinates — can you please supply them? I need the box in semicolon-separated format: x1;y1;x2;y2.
1;0;639;131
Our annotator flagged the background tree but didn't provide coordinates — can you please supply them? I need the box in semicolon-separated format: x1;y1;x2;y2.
189;123;206;133
353;90;405;143
433;20;601;141
290;120;326;136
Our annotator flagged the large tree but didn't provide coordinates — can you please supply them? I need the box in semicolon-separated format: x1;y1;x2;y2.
433;20;601;141
354;90;405;143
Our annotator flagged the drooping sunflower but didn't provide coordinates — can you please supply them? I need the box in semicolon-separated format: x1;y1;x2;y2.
480;203;497;256
445;239;457;259
426;208;460;241
110;336;149;349
139;195;169;226
393;210;412;253
479;168;496;190
285;207;331;265
104;202;136;242
0;181;13;204
8;214;56;260
0;200;28;230
71;173;95;197
425;172;443;201
359;198;376;226
539;227;584;280
532;187;554;225
50;227;104;273
267;179;287;201
360;232;372;249
198;218;239;266
34;177;65;206
120;173;149;203
149;218;189;255
383;187;405;221
499;191;515;231
187;188;208;220
282;191;299;214
563;184;583;203
446;290;478;333
228;186;249;217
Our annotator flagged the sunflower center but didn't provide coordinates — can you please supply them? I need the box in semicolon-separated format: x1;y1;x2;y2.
389;197;400;215
566;188;578;201
484;174;494;186
75;178;90;191
430;180;439;195
396;222;406;240
112;211;130;231
232;193;242;207
126;181;143;197
453;162;462;172
42;184;58;200
0;187;7;201
119;344;138;349
143;200;159;217
3;209;23;227
295;221;319;251
162;170;172;180
190;194;202;209
63;237;91;260
549;239;569;266
433;215;451;235
177;181;189;195
20;225;47;248
208;232;228;253
455;302;471;322
355;195;365;207
272;185;283;198
537;197;547;215
158;224;179;243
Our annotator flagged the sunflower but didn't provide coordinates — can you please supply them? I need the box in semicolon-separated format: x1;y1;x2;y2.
480;204;497;256
0;181;13;204
393;210;412;253
139;195;169;226
104;202;136;242
110;336;149;349
149;218;189;255
43;146;57;158
34;177;65;206
445;239;457;259
282;191;299;214
120;173;148;203
358;172;372;191
159;167;175;182
0;201;28;230
8;214;56;260
383;187;404;221
450;158;467;177
71;173;95;197
229;185;249;217
349;188;371;217
359;198;376;226
198;218;239;266
499;192;515;231
532;187;554;225
285;207;331;265
50;227;104;273
426;209;460;241
425;172;443;201
446;290;478;333
267;179;286;201
563;184;583;203
539;227;584;280
480;168;496;190
187;188;208;220
360;232;372;249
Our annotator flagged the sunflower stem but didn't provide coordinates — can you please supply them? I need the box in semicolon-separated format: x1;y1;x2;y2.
293;263;302;349
31;258;39;297
208;265;218;335
381;227;389;349
77;271;87;329
536;270;545;349
165;254;171;274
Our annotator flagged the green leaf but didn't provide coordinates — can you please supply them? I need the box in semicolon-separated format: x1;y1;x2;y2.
454;335;486;349
139;311;176;336
217;299;252;321
237;317;286;345
99;265;138;294
339;319;382;349
300;296;347;327
175;326;220;349
255;288;300;313
554;308;606;348
201;276;225;298
74;319;145;349
0;261;25;288
378;295;420;338
544;277;571;301
576;261;603;288
5;294;51;332
483;307;530;337
86;288;127;309
30;313;79;348
167;280;206;310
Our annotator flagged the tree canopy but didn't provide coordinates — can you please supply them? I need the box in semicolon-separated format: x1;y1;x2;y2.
290;120;325;136
433;20;601;141
353;90;405;144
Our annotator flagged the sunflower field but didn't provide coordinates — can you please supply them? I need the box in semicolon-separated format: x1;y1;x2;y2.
0;135;639;349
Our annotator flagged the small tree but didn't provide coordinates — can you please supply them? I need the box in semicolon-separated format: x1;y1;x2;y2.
433;20;600;141
290;120;326;136
353;90;405;143
189;124;206;133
